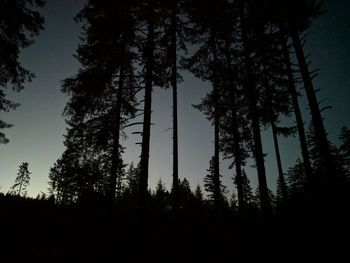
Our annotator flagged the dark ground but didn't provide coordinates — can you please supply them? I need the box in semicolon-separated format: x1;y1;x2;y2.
0;194;349;263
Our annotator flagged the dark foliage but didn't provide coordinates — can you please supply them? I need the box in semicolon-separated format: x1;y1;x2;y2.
1;0;350;262
0;0;45;143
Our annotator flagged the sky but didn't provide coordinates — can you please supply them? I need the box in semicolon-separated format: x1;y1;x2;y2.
0;0;349;197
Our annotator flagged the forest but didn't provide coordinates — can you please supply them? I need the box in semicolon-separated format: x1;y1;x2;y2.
1;0;350;262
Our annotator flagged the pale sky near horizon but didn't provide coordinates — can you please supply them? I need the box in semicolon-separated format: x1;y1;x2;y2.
0;0;349;197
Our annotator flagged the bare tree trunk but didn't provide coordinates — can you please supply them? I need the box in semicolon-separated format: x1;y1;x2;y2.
109;54;125;202
270;116;287;201
280;25;313;181
225;38;245;216
170;0;179;212
240;6;271;216
213;83;221;210
139;4;155;210
210;33;222;212
289;20;335;181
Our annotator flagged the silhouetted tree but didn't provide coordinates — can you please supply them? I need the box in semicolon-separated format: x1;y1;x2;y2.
285;0;336;182
339;127;350;177
204;156;226;207
194;184;204;203
125;162;140;195
239;0;271;215
253;186;276;212
254;19;293;204
158;0;188;211
184;0;230;211
306;125;343;187
49;116;115;203
0;0;45;144
229;191;238;212
137;0;164;209
10;162;31;196
153;178;169;212
62;0;138;202
178;178;193;209
240;170;254;207
258;0;314;183
49;151;77;203
221;32;248;216
276;176;290;207
287;159;306;197
169;0;180;212
278;23;313;180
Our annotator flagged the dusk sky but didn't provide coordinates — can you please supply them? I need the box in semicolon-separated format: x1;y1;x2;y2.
0;0;349;197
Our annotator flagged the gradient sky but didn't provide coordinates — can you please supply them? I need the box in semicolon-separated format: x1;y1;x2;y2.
0;0;349;197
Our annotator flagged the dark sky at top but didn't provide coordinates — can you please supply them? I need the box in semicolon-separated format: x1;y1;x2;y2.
0;0;349;197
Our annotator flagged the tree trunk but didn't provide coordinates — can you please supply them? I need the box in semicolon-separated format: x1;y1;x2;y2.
240;6;271;216
170;1;179;212
270;116;287;202
213;83;221;210
109;53;125;202
225;38;245;216
210;33;221;212
289;20;335;181
257;23;288;204
139;5;155;209
280;27;313;181
18;181;23;196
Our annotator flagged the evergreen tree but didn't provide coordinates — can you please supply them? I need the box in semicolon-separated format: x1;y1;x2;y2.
239;0;271;215
286;159;306;197
158;0;188;211
0;0;45;144
278;23;313;181
253;186;276;212
137;0;167;209
339;127;350;177
118;162;140;209
153;178;169;212
48;116;114;203
184;0;231;211
194;184;204;203
10;162;31;196
125;162;140;196
170;0;180;212
221;32;248;217
192;184;205;212
204;156;226;206
178;178;194;209
240;170;254;207
229;191;238;212
276;176;290;207
62;0;139;202
254;22;293;204
278;0;336;181
306;124;342;182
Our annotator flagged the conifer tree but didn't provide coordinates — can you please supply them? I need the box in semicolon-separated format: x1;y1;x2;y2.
339;127;350;177
287;159;306;197
154;178;169;211
158;0;188;211
11;162;31;197
276;0;336;182
138;0;159;209
184;0;231;211
204;156;226;207
278;24;313;180
194;184;204;203
0;0;45;144
239;0;271;215
62;0;138;202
